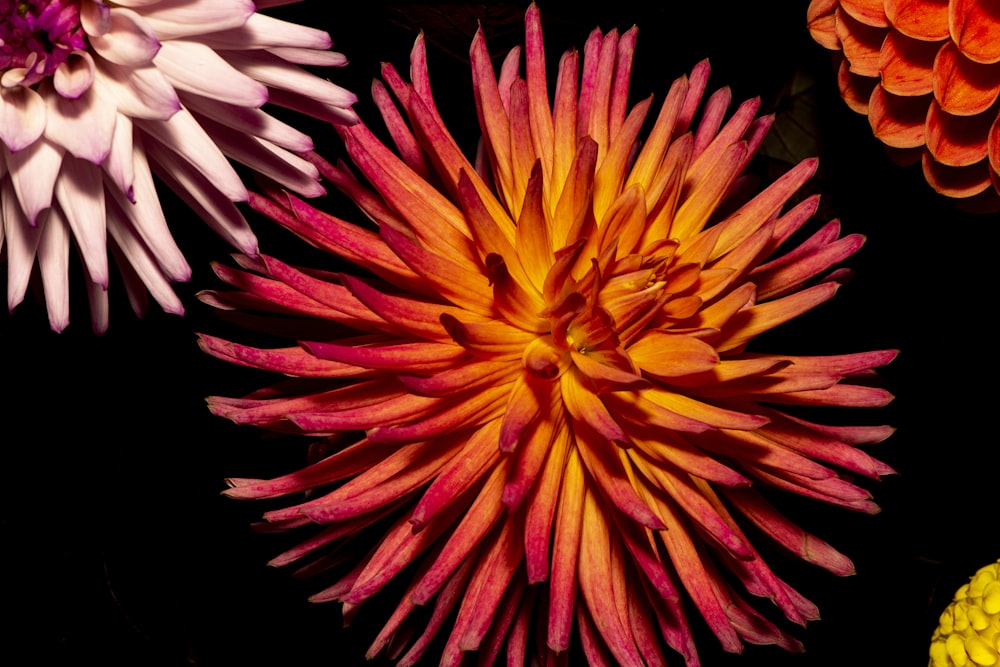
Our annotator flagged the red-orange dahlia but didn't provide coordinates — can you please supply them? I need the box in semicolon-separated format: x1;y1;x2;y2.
200;4;897;664
807;0;1000;211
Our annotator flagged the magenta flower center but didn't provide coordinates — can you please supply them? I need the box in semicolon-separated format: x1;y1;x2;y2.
0;0;86;86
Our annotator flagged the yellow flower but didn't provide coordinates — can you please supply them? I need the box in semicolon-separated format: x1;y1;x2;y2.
930;560;1000;667
201;4;897;664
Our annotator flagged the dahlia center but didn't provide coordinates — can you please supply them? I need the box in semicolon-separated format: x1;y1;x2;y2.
522;248;672;385
0;0;86;87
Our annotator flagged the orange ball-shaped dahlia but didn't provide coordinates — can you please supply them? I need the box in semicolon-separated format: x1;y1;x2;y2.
807;0;1000;211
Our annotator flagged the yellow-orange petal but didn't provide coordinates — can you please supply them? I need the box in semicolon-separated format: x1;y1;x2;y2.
627;331;719;378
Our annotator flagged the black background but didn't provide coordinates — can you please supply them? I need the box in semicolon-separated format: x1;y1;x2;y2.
3;1;997;666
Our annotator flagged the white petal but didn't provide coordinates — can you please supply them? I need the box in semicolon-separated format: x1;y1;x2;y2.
135;108;248;202
94;60;181;120
0;87;46;151
154;39;268;108
108;136;191;282
137;0;254;40
107;202;185;316
89;8;161;66
55;157;109;288
191;12;331;50
104;114;136;199
180;91;313;152
53;51;97;99
2;180;43;311
4;139;64;224
223;50;355;109
43;82;117;163
37;205;72;332
144;137;258;254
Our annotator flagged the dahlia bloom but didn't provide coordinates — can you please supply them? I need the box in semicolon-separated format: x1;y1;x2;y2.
200;4;896;664
929;559;1000;667
0;0;357;332
807;0;1000;212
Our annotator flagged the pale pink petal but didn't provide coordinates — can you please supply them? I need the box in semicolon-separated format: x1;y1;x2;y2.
134;0;255;40
4;139;64;224
93;60;181;120
106;202;185;315
135;109;248;202
43;82;116;164
142;135;258;254
0;87;46;152
154;40;268;108
192;11;332;50
53;51;96;99
267;47;348;67
103;114;136;199
36;207;72;332
54;157;109;287
80;0;112;36
106;144;191;282
222;49;356;109
88;8;162;66
2;181;43;311
180;92;313;152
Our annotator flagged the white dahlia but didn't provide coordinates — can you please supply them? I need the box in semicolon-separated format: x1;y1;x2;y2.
0;0;357;332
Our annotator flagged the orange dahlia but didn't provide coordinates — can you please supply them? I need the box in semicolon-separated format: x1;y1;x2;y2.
807;0;1000;211
201;4;897;664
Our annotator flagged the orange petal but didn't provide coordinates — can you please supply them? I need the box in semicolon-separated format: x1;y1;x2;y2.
925;99;993;165
841;0;890;27
837;8;889;77
838;56;879;113
932;40;1000;115
990;113;1000;174
950;0;1000;64
808;0;842;49
868;85;930;148
879;30;939;95
922;150;994;196
885;0;950;41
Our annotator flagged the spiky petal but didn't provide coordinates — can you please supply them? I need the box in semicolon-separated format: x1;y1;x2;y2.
202;4;896;664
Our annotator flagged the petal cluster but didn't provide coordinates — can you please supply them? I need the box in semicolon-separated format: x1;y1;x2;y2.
202;5;896;665
930;559;1000;667
0;0;358;332
807;0;1000;211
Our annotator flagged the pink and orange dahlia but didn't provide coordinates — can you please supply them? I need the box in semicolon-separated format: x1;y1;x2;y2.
0;0;357;332
201;4;897;664
807;0;1000;211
